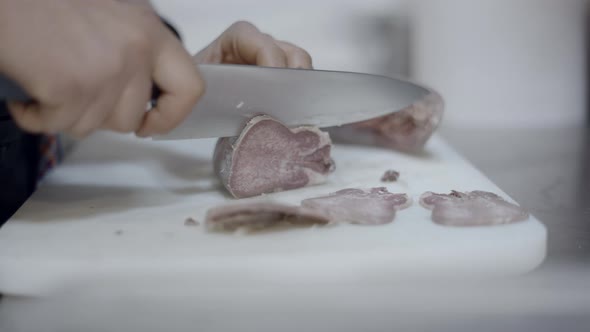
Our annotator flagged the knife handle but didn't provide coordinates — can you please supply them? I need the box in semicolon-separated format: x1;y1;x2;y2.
0;16;181;106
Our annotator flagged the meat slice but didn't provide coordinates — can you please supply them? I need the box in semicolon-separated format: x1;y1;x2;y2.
214;115;336;198
419;190;530;226
205;202;330;232
419;190;467;209
205;187;412;232
327;91;444;153
301;187;411;225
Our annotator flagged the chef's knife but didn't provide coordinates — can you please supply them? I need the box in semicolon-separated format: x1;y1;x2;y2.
0;64;430;139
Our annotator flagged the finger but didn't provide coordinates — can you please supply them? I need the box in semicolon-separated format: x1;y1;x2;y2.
222;21;287;67
192;43;221;65
136;36;204;137
102;73;151;133
8;100;80;134
65;70;126;138
66;85;123;138
276;41;313;69
6;101;44;133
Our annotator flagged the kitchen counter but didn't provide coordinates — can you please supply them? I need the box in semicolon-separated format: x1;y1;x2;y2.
1;126;588;332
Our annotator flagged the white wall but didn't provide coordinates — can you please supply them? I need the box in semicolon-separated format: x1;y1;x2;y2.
410;0;587;129
150;0;406;73
152;0;588;129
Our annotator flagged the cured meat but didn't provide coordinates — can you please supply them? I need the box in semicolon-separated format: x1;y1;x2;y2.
301;187;411;225
214;115;336;198
419;190;530;226
205;202;330;232
381;170;400;182
327;91;444;153
419;190;466;209
205;187;412;232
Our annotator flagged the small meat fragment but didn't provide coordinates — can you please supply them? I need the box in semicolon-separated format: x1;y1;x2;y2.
419;190;466;209
184;217;199;226
381;170;400;182
419;190;530;226
301;187;411;225
205;202;330;232
327;91;444;152
214;115;336;199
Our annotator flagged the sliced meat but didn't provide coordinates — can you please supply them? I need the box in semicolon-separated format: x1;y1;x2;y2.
205;202;330;232
214;115;336;199
327;91;444;153
301;187;411;225
206;187;413;232
381;170;400;182
419;190;530;226
419;190;467;209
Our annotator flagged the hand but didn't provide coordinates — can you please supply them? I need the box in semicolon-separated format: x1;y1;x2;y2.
0;0;204;138
194;21;313;69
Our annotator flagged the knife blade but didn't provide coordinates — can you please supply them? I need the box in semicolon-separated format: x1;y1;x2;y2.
0;64;430;139
156;64;430;140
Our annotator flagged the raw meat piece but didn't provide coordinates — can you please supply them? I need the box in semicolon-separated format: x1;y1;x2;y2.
327;91;444;152
214;115;335;199
205;187;413;232
381;170;400;182
184;217;199;226
301;187;411;225
419;190;530;226
205;202;330;232
419;190;466;209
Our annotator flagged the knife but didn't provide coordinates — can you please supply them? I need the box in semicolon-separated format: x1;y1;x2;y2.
0;64;429;139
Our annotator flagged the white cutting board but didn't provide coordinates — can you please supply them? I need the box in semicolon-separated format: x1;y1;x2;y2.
0;132;546;295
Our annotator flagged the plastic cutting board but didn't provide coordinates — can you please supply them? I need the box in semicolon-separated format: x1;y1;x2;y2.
0;132;546;295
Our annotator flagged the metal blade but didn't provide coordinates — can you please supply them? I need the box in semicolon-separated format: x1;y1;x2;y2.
153;64;429;140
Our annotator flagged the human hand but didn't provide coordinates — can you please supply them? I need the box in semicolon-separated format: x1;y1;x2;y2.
0;0;204;138
194;21;313;69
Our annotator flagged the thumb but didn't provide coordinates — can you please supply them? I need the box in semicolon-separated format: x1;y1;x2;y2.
7;101;44;133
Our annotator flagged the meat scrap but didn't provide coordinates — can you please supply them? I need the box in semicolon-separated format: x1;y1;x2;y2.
381;170;400;182
301;187;412;225
205;202;330;232
419;190;530;226
184;217;199;226
327;91;444;153
214;115;336;199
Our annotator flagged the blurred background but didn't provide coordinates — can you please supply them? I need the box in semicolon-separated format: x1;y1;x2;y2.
152;0;588;129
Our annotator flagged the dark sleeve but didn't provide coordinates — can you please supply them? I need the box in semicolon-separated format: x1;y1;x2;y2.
0;104;41;226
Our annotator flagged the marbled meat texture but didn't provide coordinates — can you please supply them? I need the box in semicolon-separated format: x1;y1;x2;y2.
214;115;336;198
